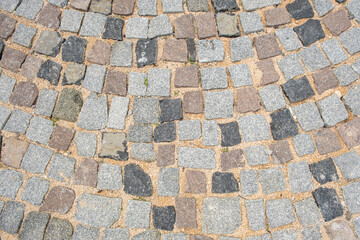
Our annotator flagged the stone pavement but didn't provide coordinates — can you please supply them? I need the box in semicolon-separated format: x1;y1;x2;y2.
0;0;360;239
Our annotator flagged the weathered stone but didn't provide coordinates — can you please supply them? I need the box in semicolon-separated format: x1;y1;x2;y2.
40;186;75;214
124;164;152;196
34;31;63;57
270;108;299;140
113;0;135;14
19;211;50;240
0;14;16;39
0;201;25;234
0;48;26;72
270;140;293;164
174;14;196;39
0;170;23;199
219;121;241;147
87;40;111;65
48;126;74;151
74;158;98;187
185;170;207;193
176;198;197;229
325;220;357;240
63;63;86;85
254;33;282;59
212;172;239;193
78;94;108;130
90;0;112;14
36;4;61;29
312;187;343;222
37;60;63;86
154;122;176;142
178;147;216;169
45;218;73;240
153;206;176;231
52;88;83;122
10;82;38;108
21;144;54;174
62;36;87;63
104;70;127;96
136;39;157;68
314;128;342;155
163;39;187;62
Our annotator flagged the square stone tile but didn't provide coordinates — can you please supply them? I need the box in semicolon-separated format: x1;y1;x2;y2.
244;145;270;166
310;158;339;184
0;105;10;129
212;171;239;194
74;158;98;187
48;154;76;182
21;56;42;80
325;220;357;240
148;15;173;38
60;10;84;32
293;102;324;132
48;126;74;151
313;0;334;17
259;85;286;112
128;125;152;143
259;168;286;194
185;170;207;193
292;133;315;157
162;0;183;13
288;161;313;193
71;0;91;10
157;144;175;167
264;8;291;26
178;120;201;140
35;89;58;117
147;68;171;97
110;41;133;67
298;45;330;72
128;72;147;96
87;40;111;65
21;144;54;174
175;65;199;88
72;225;99;240
286;0;314;19
272;230;298;240
239;12;264;34
63;63;86;86
186;0;209;12
239;114;271;142
40;186;75;214
0;201;25;234
26;116;54;145
12;24;36;48
221;149;243;171
237;87;261;113
240;170;259;196
205;90;233;119
334;64;358;86
21;177;49;206
134;97;159;124
314;128;342;155
245;199;266;231
229;64;253;87
154;122;176;143
256;59;279;85
312;68;339;94
0;169;23;199
90;0;112;14
82;64;106;93
138;0;157;15
216;13;240;37
37;60;63;86
34;31;63;57
343;84;360;116
36;4;61;29
113;0;135;14
174;14;196;39
202;120;220;146
230;36;254;62
158;167;179;196
322;9;351;36
334;151;360;181
294;19;325;46
195;13;216;39
270;108;298;140
184;91;203;114
337;117;360;149
321;39;348;65
79;12;106;37
15;0;43;20
201;67;228;90
270;140;293;164
125;17;148;39
317;93;348;127
163;39;187;62
294;197;321;226
266;199;295;228
212;0;238;12
277;53;305;80
10;81;38;108
74;132;97;157
52;88;83;122
313;187;343;221
198;40;224;63
0;13;16;39
0;0;22;12
97;163;122;190
4;109;32;134
275;28;301;52
126;200;151;228
339;27;360;55
160;98;182;123
343;181;360;214
219;121;241;147
104;70;127;96
0;48;26;73
179;148;214;171
2;137;28;168
254;33;282;60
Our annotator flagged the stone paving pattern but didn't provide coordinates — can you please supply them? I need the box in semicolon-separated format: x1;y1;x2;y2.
0;0;360;239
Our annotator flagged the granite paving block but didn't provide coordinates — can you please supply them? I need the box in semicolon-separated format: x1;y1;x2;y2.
325;220;357;240
286;0;314;20
187;0;209;11
0;75;15;103
241;0;281;11
87;40;111;65
19;211;50;240
310;158;339;184
132;230;160;240
239;114;271;142
108;96;129;130
174;14;195;39
317;93;348;127
153;206;176;231
77;93;108;130
339;27;360;55
15;0;43;20
0;170;23;199
270;108;298;140
102;228;129;240
246;199;266;231
63;63;86;85
205;90;233;119
37;60;63;86
21;56;42;80
219;121;241;147
212;0;238;12
40;186;75;214
148;15;173;38
313;0;334;16
272;230;298;240
131;143;156;162
0;0;21;12
34;31;63;57
314;128;342;155
62;36;87;63
12;24;36;48
21;144;53;174
71;0;91;10
90;0;112;14
239;12;264;34
220;149;243;171
44;218;74;240
229;64;253;87
198;40;224;63
147;68;170;97
322;9;351;36
48;0;68;7
157;145;175;167
202;197;241;234
347;0;360;22
134;97;159;124
129;125;152;143
292;134;315;157
158;168;179;196
259;168;286;194
313;187;343;221
162;0;183;12
337;117;360;149
4;109;32;134
110;41;132;67
184;91;203;114
163;39;187;62
48;125;74;150
201;67;228;90
74;158;98;187
343;84;360;116
237;87;261;113
82;64;106;93
288;161;313;193
343;181;360;213
266;199;295;228
0;106;11;130
293;102;324;131
60;10;84;32
178;120;201;141
10;81;38;108
99;132;128;160
52;88;82;122
48;154;76;182
240;170;259;196
97;163;122;190
0;48;26;72
334;151;360;180
138;0;157;15
202;120;220;146
163;233;187;240
185;170;207;194
80;12;107;36
26;116;54;145
230;36;254;62
216;13;240;37
178;147;216;169
264;8;291;27
36;4;61;29
126;200;151;228
275;28;302;52
294;197;321;226
195;13;216;39
298;45;330;72
294;19;325;46
245;145;270;166
212;172;239;193
124;164;152;196
0;201;25;234
154;122;176;142
254;33;282;60
277;53;305;80
128;72;147;96
259;85;286;112
136;39;157;67
72;225;99;240
312;68;339;94
126;17;148;39
334;64;358;86
321;39;348;65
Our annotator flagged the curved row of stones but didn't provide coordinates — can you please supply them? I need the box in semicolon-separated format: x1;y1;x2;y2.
1;0;360;239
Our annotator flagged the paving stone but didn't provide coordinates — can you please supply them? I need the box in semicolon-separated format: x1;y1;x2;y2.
129;125;152;143
256;59;280;85
110;41;132;67
128;72;147;96
322;9;351;36
136;39;157;68
90;0;112;14
259;168;286;194
266;199;295;228
15;0;43;20
75;193;122;228
294;19;325;47
95;164;123;191
108;96;129;130
239;12;264;34
72;225;99;240
264;8;291;27
294;197;321;226
239;114;271;142
0;201;25;234
298;45;330;72
21;56;42;80
259;85;286;112
160;98;182;122
132;229;161;240
52;88;82;122
244;145;270;166
313;0;334;16
48;0;68;7
82;64;107;93
2;137;28;168
99;132;128;160
148;15;173;38
178;120;201;141
125;17;148;39
80;12;107;36
202;120;220;146
270;108;298;140
202;197;241;234
347;0;360;22
153;206;176;231
310;158;338;184
218;121;241;147
275;28;302;52
195;13;216;39
272;230;298;240
301;227;322;240
71;0;91;10
229;64;253;87
339;27;360;55
101;17;124;40
277;53;305;80
317;93;348;127
178;147;216;169
220;149;243;171
19;211;50;240
187;38;197;61
198;40;224;63
4;109;31;134
163;39;187;62
163;233;187;240
312;187;343;221
205;90;233;119
288;161;313;193
154;122;176;142
184;91;203;114
87;40;111;65
162;0;183;12
0;105;10;129
216;13;240;37
131;143;156;162
185;170;207;193
48;154;75;182
21;144;53;174
12;24;36;48
34;31;63;57
44;218;74;240
321;39;348;65
293;102;324;132
158;168;179;196
270;140;293;163
36;4;61;29
63;63;86;85
0;0;21;12
201;67;227;90
240;170;259;196
175;65;198;88
353;58;360;75
37;60;62;86
334;151;360;180
354;216;360;238
246;199;266;231
62;36;87;63
102;228;129;240
138;0;157;15
212;0;238;12
174;14;195;39
0;48;26;72
241;0;281;11
156;145;174;167
77;93;108;130
74;158;98;187
254;33;282;60
187;0;209;11
10;81;38;108
312;68;339;94
0;170;23;199
212;172;239;193
314;128;342;155
60;10;84;32
325;220;357;240
338;117;360;149
286;0;314;19
125;200;151;228
292;133;315;157
40;186;75;214
124;163;152;196
133;97;159;124
113;0;134;14
334;64;358;86
237;87;260;113
343;84;360;116
343;181;360;213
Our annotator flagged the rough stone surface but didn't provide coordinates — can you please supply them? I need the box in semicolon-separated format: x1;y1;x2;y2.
126;200;151;229
110;41;133;67
62;36;87;63
60;10;84;32
124;164;153;196
153;206;176;231
212;172;239;193
53;88;83;122
26;116;54;145
312;187;343;221
0;170;23;199
246;199;266;231
216;13;240;37
294;197;321;226
45;218;73;240
254;33;282;60
314;128;342;155
259;85;286;112
317;93;348;127
334;64;359;86
286;0;314;19
99;132;128;160
240;170;259;196
4;109;32;134
239;114;271;142
178;147;216;169
259;168;286;194
312;68;339;94
87;40;111;65
310;158;339;184
15;0;43;20
34;31;63;57
294;19;325;47
198;40;224;63
322;9;351;36
47;154;75;182
288;161;314;193
72;225;99;240
154;122;176;142
230;36;254;62
19;211;50;240
74;158;98;187
244;145;270;166
343;181;360;214
266;199;296;228
77;93;108;130
63;64;86;85
131;143;156;162
178;120;201;141
40;186;75;214
337;117;360;149
79;12;106;37
339;27;360;55
12;23;37;48
129;125;153;143
21;144;54;174
293;102;324;132
270;140;294;164
0;201;25;234
321;39;348;65
185;170;207;194
325;220;357;240
292;133;315;157
136;39;157;68
275;28;301;52
97;163;122;190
